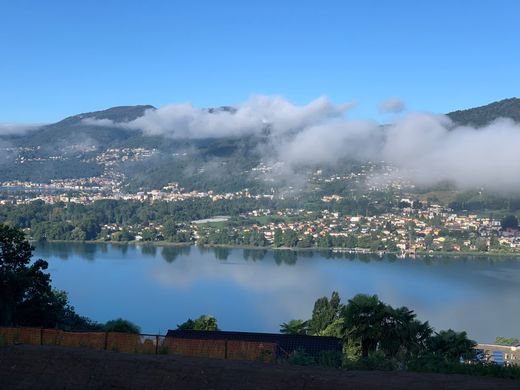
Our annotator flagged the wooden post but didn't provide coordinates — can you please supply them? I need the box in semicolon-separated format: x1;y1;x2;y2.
104;332;108;350
155;335;159;355
224;340;228;359
40;328;43;346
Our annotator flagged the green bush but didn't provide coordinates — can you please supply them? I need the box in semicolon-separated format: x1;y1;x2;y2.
177;315;219;331
288;349;316;366
408;355;520;379
317;350;343;368
343;352;397;371
104;318;141;334
257;349;274;363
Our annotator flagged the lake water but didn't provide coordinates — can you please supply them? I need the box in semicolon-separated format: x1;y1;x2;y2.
33;242;520;343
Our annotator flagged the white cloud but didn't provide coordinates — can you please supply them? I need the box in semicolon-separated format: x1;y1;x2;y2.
125;95;354;139
18;95;520;192
0;123;42;136
381;116;520;191
379;97;405;113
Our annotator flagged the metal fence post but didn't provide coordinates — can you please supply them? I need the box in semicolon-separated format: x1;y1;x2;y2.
155;335;159;355
104;332;108;350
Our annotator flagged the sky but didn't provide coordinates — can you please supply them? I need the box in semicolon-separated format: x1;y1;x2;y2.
1;0;520;123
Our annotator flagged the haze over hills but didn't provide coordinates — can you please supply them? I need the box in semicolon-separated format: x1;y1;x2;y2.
1;97;519;192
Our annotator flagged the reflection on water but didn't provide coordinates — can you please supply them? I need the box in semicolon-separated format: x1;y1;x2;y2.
35;241;503;266
161;245;191;263
33;242;520;342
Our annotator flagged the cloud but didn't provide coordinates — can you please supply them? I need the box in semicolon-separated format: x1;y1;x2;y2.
0;123;42;136
87;95;355;139
381;115;520;191
81;118;114;127
68;95;520;192
264;109;520;192
276;120;382;168
379;97;405;113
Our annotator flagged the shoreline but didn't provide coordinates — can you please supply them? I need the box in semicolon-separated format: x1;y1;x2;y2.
32;240;520;258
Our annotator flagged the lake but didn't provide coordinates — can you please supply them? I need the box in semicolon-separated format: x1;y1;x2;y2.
33;242;520;343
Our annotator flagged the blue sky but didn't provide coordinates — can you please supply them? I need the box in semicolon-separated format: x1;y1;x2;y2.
1;0;519;123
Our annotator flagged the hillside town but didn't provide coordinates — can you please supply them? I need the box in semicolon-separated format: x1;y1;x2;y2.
0;174;519;254
193;204;520;254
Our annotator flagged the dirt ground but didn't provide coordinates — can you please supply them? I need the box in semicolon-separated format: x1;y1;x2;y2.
1;345;519;390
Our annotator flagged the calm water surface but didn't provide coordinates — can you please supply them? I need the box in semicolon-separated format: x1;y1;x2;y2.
33;242;520;343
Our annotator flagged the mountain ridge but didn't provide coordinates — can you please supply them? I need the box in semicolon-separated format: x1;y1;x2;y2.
446;97;520;127
24;96;520;134
54;105;156;127
1;98;519;187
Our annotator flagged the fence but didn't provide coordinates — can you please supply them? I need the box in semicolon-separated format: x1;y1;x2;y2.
0;327;277;363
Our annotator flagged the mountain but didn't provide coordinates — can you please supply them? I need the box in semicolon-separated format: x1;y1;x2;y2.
0;104;265;189
447;97;520;127
4;105;159;151
1;98;519;188
54;105;156;125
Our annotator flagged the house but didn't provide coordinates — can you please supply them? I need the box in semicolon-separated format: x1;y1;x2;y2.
166;329;342;359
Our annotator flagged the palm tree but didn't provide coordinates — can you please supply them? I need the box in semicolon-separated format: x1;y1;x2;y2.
428;329;476;362
341;294;387;358
280;319;308;335
379;306;432;360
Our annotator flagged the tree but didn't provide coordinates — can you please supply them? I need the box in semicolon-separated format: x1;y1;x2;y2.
308;291;342;335
162;219;177;241
177;315;219;331
104;318;141;333
274;228;284;247
424;234;434;250
297;234;313;248
112;229;135;242
378;306;432;360
280;319;308;335
428;329;476;362
77;216;100;240
495;336;519;346
70;227;87;241
283;230;299;247
317;234;332;248
341;294;388;358
0;224;81;327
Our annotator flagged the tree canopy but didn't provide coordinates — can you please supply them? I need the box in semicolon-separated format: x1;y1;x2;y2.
177;315;220;331
282;291;477;366
104;318;141;334
0;224;100;330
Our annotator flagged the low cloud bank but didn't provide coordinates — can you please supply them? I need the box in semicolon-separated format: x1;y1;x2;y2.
83;95;520;191
126;95;353;139
0;123;42;136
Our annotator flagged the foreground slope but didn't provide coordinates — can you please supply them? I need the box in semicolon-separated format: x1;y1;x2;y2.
1;345;518;390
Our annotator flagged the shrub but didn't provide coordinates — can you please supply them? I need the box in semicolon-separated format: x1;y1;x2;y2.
104;318;141;334
317;350;343;368
408;355;520;379
177;315;219;331
343;351;397;371
288;349;315;366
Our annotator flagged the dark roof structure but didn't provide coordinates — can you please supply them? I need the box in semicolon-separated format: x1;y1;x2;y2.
166;329;342;357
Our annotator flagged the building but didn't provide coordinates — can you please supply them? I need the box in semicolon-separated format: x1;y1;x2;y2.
166;329;342;359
